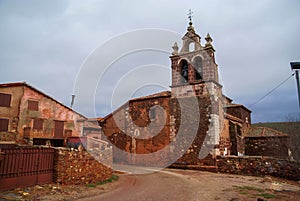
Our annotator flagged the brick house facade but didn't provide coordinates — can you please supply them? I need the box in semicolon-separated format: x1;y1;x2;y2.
0;82;87;146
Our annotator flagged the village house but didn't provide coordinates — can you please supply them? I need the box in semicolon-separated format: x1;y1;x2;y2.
244;127;289;158
0;82;113;191
99;21;291;166
253;122;300;160
0;82;97;147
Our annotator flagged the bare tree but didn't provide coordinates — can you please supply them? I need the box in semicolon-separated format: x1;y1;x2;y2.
285;113;300;161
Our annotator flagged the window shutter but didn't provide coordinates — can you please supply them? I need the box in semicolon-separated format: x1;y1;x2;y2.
28;100;39;111
0;118;9;132
33;118;43;130
0;93;11;107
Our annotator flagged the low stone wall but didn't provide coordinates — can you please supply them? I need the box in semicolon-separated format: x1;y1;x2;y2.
216;156;300;181
53;148;113;185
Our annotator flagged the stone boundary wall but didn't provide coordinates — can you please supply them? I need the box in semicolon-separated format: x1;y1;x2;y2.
170;156;300;181
216;156;300;181
53;148;112;185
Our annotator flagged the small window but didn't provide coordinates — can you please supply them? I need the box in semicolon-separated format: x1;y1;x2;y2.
0;118;9;132
33;118;43;130
149;107;156;120
28;100;39;111
0;93;11;107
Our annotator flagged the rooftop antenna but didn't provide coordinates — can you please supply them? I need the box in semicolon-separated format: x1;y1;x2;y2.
71;94;75;108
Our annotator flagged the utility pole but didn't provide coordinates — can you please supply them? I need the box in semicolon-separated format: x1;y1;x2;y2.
290;62;300;109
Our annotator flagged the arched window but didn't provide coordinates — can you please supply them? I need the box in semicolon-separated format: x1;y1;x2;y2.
193;56;203;80
180;60;189;83
189;42;195;52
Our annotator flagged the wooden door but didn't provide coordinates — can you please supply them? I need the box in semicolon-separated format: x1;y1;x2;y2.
54;121;64;139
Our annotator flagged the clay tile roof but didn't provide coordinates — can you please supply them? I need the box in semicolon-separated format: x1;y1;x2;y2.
0;82;26;87
224;103;252;113
245;127;289;138
130;91;171;101
97;117;104;121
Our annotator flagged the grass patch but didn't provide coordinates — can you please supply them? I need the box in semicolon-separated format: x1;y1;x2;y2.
96;174;118;185
256;193;276;199
233;185;264;193
232;185;276;200
86;175;119;187
86;184;97;188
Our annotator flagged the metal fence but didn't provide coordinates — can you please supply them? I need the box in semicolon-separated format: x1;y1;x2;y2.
0;146;54;191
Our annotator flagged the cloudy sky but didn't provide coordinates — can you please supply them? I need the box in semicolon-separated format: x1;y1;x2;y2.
0;0;300;123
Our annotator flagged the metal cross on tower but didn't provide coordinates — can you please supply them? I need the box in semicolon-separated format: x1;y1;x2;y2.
187;9;193;23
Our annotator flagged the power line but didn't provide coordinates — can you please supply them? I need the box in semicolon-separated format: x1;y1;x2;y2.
248;73;295;108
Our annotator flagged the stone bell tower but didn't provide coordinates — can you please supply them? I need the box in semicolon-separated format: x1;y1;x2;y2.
170;22;220;96
169;16;224;161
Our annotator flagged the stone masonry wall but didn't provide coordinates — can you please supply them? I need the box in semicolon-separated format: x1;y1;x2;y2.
101;95;171;166
171;156;300;181
244;136;289;158
53;148;112;185
171;96;211;165
216;156;300;181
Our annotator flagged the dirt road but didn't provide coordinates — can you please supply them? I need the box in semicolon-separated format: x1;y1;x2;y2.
78;169;300;201
2;168;300;201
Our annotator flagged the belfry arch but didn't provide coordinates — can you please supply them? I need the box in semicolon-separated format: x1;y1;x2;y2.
192;56;203;80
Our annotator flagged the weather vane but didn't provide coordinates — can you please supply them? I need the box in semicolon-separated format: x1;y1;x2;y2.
187;9;193;23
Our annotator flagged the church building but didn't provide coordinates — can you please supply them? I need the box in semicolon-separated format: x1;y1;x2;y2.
99;19;253;167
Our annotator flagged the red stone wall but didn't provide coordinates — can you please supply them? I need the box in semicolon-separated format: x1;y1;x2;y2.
171;96;211;165
219;119;231;156
171;156;300;181
245;136;289;158
101;95;171;166
101;93;216;167
101;87;224;167
53;148;112;185
216;156;300;181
